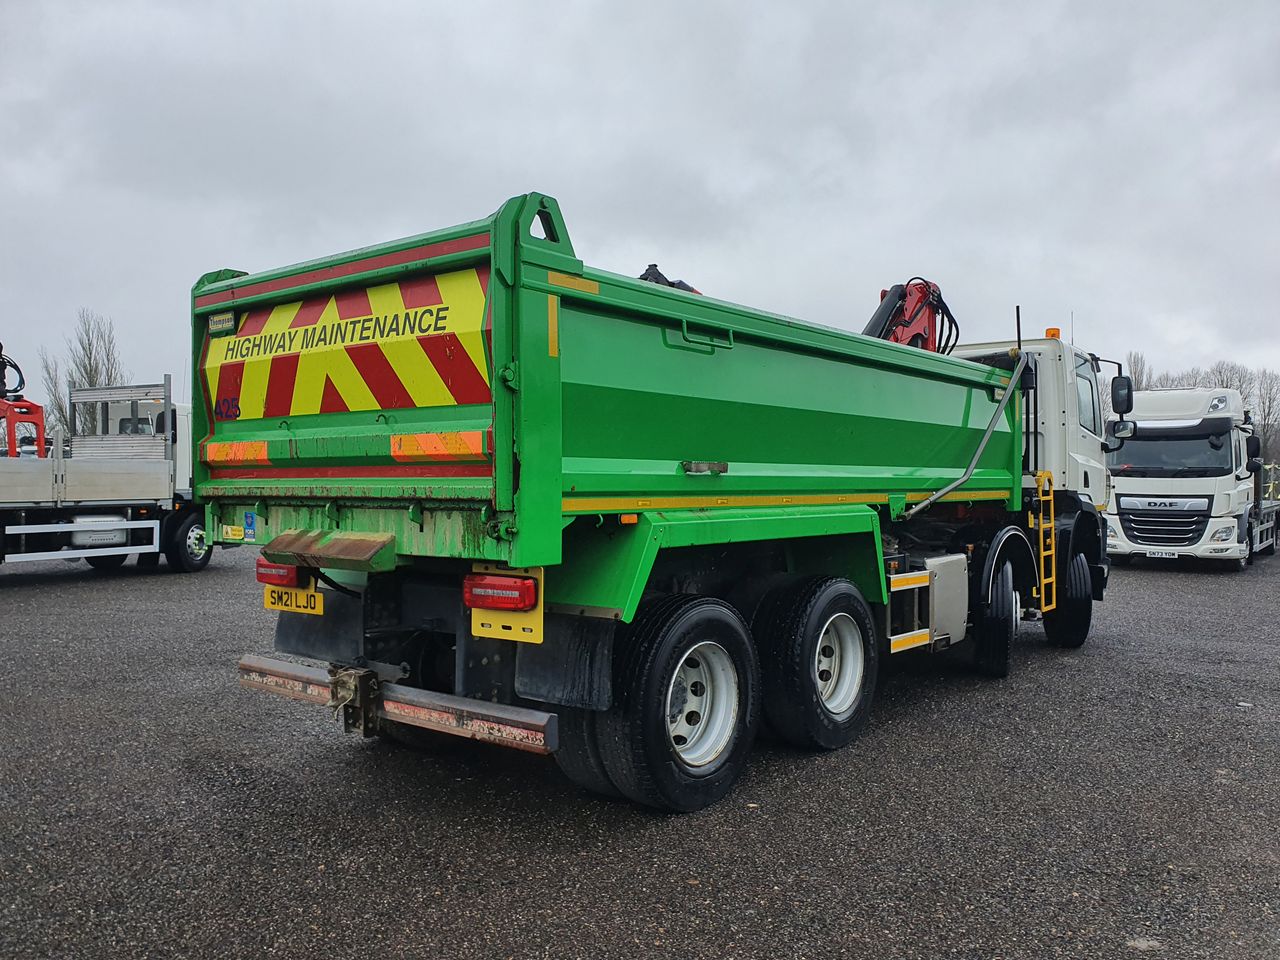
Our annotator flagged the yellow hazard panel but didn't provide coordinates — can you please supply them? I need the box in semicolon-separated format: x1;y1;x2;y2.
203;267;491;423
470;564;544;645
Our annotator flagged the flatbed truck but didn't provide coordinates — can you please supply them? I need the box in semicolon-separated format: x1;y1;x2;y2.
200;193;1130;810
1;376;212;572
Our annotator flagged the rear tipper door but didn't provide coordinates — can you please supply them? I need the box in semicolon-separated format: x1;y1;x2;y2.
193;219;502;559
192;194;585;568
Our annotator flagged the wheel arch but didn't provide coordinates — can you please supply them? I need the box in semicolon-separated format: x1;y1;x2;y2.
978;525;1037;609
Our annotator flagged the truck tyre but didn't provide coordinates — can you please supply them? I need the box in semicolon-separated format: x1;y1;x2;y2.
86;554;127;571
972;561;1015;678
1043;551;1092;648
596;595;759;812
1245;524;1255;566
753;578;878;750
165;512;211;573
553;707;621;799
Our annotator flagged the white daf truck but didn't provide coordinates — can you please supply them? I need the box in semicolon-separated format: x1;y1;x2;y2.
1;377;213;572
1105;388;1277;570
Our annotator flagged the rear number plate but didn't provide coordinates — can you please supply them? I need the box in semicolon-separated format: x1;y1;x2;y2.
1145;550;1177;559
264;585;324;616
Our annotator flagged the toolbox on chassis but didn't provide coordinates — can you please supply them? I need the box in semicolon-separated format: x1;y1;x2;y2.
196;192;1129;811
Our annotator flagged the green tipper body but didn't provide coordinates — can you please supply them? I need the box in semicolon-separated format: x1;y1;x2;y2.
192;193;1021;617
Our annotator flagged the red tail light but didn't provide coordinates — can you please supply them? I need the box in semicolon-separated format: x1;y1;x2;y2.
256;557;304;587
463;573;538;612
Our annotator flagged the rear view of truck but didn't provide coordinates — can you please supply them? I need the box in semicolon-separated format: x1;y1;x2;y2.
201;193;1111;811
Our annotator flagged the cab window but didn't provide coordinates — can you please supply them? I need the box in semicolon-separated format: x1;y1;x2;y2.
1074;353;1100;436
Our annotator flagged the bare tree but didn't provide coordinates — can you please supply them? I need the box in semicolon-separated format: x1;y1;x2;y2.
1125;350;1153;390
1253;367;1280;459
1204;359;1255;401
38;309;129;434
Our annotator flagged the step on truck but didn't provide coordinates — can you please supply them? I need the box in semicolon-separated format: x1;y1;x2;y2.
201;193;1131;811
1105;388;1278;569
1;365;213;573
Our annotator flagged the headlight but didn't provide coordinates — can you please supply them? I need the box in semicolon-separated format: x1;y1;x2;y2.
1210;526;1235;542
1107;527;1118;540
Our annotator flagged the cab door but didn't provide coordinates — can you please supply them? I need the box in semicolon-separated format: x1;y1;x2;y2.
1069;351;1108;508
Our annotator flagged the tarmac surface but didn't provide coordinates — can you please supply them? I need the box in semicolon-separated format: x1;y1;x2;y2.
1;548;1277;959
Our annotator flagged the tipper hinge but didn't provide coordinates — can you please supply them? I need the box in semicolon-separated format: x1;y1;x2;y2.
498;363;519;391
486;516;518;540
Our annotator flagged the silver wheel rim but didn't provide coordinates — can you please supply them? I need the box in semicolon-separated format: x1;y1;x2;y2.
665;640;738;768
814;612;864;718
186;523;208;561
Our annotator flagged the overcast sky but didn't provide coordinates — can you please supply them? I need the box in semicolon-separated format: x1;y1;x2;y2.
2;0;1277;404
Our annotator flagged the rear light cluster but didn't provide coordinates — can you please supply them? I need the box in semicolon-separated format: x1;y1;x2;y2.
463;573;538;612
256;557;307;587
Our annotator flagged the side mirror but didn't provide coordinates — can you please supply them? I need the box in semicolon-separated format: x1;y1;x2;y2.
1111;375;1134;416
1246;435;1261;459
1102;419;1134;453
1247;458;1262;476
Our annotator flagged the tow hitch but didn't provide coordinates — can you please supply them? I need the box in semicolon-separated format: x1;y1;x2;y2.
237;654;559;754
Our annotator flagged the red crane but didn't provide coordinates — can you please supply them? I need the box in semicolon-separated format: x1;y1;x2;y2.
1;342;47;458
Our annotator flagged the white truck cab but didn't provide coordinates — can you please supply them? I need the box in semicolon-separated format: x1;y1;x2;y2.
1104;388;1276;568
955;336;1111;511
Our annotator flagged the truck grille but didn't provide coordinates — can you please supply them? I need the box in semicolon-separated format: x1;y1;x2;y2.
1118;510;1209;547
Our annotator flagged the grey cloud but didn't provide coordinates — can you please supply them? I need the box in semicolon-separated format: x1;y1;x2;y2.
2;0;1277;405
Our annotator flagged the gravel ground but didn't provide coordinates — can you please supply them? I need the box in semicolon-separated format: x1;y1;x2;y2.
1;548;1277;959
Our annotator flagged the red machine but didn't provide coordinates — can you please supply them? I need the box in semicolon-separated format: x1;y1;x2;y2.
862;278;959;354
1;343;47;458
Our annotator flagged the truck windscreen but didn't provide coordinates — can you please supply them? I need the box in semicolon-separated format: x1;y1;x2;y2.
1107;433;1233;478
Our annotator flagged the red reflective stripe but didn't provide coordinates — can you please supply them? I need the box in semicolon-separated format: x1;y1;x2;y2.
262;353;300;419
418;334;491;405
237;307;273;337
345;343;413;410
215;361;244;412
209;463;493;479
194;234;490;308
319;375;348;414
399;275;443;308
334;288;372;320
288;297;329;328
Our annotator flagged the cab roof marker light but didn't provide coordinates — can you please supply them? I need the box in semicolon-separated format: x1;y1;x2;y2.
1207;395;1229;413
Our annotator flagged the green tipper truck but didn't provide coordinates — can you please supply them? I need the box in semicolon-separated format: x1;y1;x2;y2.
195;192;1131;811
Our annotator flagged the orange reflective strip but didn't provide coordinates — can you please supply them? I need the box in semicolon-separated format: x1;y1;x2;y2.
203;440;270;466
547;294;559;358
547;271;599;295
390;431;486;463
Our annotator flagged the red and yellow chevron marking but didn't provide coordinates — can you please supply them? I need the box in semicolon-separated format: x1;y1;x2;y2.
390;430;486;463
203;266;491;422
